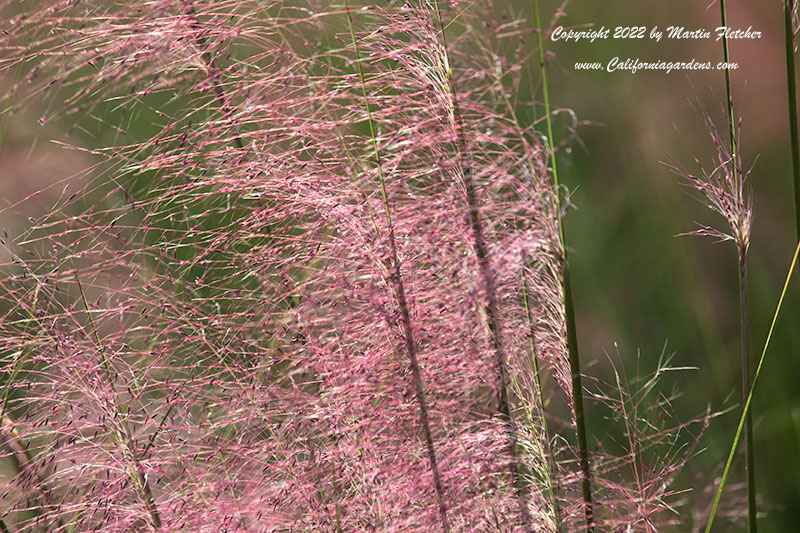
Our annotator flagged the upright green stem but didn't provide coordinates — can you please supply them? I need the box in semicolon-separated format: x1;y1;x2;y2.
719;2;754;530
719;0;739;190
784;0;800;239
532;1;593;529
706;239;800;532
431;2;533;530
346;5;450;531
738;247;756;533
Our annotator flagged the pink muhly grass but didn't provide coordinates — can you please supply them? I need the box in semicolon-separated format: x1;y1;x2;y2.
529;2;594;527
668;112;752;253
427;1;537;529
345;1;449;529
667;108;756;532
0;1;712;531
584;349;713;532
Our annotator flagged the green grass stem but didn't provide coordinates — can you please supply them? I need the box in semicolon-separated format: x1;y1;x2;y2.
783;0;800;239
531;1;593;529
718;2;755;529
346;4;450;531
431;2;534;529
522;279;562;531
705;238;800;532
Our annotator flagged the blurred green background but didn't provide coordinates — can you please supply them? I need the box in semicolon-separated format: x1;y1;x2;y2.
1;0;798;530
533;0;800;530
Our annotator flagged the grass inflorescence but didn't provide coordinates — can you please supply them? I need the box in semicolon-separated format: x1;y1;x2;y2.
0;0;792;531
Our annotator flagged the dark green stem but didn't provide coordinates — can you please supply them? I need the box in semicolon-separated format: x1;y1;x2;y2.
739;247;756;533
784;0;800;239
719;0;739;190
531;1;593;529
431;2;533;530
347;5;450;531
719;2;754;530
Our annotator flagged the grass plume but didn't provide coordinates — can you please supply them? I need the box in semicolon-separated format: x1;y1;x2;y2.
531;1;594;529
715;2;756;525
345;3;450;529
0;0;755;530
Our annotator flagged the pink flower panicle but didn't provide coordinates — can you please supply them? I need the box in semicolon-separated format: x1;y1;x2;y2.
0;1;709;531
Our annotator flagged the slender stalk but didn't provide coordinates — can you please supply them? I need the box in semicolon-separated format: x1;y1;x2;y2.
430;2;533;530
705;238;800;532
531;1;593;529
522;278;561;531
738;246;756;533
718;2;755;529
182;0;244;150
719;0;739;190
346;5;450;531
75;275;162;531
784;0;800;239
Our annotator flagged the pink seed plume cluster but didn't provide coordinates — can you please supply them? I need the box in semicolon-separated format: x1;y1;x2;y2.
668;111;753;252
0;1;709;531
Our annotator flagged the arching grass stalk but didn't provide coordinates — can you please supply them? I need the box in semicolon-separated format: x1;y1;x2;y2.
783;0;800;238
705;238;800;532
531;1;593;529
430;2;533;530
346;4;450;531
718;3;755;530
